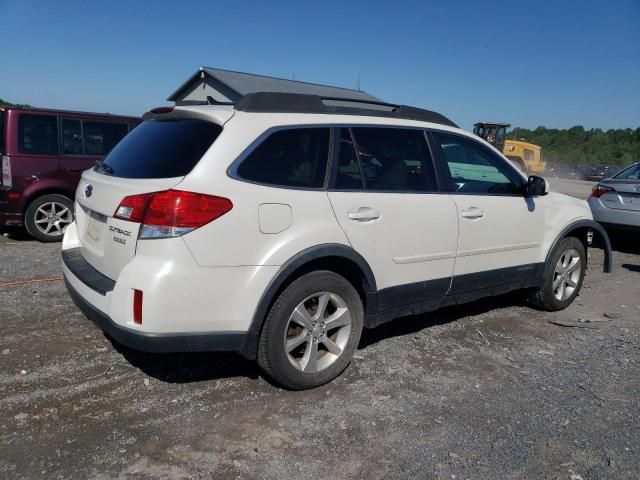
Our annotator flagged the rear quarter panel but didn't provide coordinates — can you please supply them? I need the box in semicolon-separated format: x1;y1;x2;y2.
177;114;350;267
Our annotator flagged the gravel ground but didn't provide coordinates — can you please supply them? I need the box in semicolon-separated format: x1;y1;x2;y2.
548;178;595;199
0;226;638;480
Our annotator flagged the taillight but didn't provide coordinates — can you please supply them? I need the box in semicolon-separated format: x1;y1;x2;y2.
1;156;11;188
113;190;233;239
591;185;615;198
114;192;155;222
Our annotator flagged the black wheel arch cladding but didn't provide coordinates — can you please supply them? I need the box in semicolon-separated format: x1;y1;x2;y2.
546;219;613;273
247;243;376;334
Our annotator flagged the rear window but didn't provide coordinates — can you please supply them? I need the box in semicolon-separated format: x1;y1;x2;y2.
614;163;640;180
235;128;330;188
99;119;221;179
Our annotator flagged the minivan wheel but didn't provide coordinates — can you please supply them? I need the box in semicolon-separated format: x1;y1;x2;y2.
24;194;74;243
257;270;364;390
528;237;586;311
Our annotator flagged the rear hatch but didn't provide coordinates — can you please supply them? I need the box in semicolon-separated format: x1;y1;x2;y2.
74;109;231;280
599;179;640;212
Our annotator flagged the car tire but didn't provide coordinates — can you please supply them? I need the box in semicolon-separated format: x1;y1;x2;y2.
257;270;364;390
528;237;586;311
24;194;75;243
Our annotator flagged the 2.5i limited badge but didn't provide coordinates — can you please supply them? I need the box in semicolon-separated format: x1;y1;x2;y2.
109;225;132;245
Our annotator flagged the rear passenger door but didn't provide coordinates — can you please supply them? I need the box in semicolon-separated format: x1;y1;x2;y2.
430;131;546;293
327;127;458;310
60;118;128;187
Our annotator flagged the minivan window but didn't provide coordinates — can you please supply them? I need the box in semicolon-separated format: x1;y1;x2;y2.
99;119;221;179
83;121;128;155
350;127;437;192
18;114;59;155
62;119;83;155
236;128;330;188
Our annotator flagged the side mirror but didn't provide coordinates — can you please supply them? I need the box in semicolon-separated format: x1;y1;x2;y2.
526;175;548;196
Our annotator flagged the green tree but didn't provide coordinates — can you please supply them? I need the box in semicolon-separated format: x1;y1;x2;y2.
0;97;32;108
506;126;640;166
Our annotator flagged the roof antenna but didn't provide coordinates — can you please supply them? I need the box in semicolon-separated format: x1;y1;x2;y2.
206;95;215;105
292;72;296;80
357;72;361;91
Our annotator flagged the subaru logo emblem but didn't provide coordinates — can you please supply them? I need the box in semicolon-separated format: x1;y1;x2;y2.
85;184;93;198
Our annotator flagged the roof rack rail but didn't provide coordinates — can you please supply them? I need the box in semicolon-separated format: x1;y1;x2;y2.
175;99;235;107
233;92;458;128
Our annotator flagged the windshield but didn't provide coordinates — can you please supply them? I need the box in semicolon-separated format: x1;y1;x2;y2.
97;119;222;179
613;163;640;180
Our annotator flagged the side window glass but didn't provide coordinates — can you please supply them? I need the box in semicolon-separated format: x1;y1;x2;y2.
18;114;59;155
236;128;329;188
62;119;83;155
350;127;437;192
334;128;363;189
83;121;128;156
434;132;522;195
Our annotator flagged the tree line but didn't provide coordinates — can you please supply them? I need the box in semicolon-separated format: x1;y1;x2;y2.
507;126;640;167
0;97;33;109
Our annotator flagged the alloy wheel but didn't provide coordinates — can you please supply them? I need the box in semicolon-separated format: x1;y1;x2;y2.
284;292;352;373
33;202;73;237
553;248;582;301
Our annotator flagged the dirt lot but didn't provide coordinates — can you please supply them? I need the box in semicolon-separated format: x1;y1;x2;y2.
1;190;638;479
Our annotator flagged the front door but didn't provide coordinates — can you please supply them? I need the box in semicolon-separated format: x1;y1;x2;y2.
430;131;546;294
327;127;458;311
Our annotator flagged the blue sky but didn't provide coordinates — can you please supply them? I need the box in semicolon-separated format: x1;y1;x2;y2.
1;0;638;130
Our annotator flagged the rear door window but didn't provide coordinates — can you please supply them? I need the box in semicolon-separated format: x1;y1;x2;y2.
236;128;330;188
334;128;364;189
349;127;437;192
18;114;59;155
99;119;222;179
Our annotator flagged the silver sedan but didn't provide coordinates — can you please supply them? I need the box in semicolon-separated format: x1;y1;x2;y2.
588;162;640;233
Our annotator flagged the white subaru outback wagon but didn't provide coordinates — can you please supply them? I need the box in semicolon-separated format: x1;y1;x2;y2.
62;93;612;389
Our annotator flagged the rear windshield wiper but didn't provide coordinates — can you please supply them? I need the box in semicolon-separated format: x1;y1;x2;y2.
95;160;114;175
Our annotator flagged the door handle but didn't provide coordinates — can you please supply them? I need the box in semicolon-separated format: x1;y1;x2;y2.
348;208;380;221
461;208;485;219
66;168;84;173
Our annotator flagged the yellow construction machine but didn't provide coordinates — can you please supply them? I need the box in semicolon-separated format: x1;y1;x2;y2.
473;122;546;174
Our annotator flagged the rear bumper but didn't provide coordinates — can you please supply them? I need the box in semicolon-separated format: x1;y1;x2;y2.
0;187;23;227
64;276;258;358
588;196;640;228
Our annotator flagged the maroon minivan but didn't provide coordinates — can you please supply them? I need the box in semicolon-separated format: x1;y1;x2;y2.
0;107;139;241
